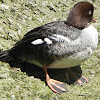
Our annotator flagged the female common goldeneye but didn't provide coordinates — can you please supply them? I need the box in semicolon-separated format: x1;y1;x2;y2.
0;1;98;94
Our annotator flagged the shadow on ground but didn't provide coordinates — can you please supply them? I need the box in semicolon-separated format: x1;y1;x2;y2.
8;59;82;85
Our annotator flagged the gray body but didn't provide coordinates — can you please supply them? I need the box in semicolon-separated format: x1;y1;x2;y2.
12;21;98;68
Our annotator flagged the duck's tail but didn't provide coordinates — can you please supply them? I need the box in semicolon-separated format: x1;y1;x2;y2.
0;50;13;63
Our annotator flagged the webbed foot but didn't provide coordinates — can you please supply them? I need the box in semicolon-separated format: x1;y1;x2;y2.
43;66;67;94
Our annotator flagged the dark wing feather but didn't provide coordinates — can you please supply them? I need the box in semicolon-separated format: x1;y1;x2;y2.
15;21;63;46
15;20;80;47
15;26;47;46
9;22;57;60
8;21;82;66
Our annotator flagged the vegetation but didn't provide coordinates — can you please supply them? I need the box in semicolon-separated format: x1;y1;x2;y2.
0;0;100;99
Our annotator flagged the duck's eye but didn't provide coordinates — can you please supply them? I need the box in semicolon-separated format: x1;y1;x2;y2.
89;10;92;15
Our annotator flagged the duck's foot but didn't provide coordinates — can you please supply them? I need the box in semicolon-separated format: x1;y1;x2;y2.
43;66;67;94
65;66;89;85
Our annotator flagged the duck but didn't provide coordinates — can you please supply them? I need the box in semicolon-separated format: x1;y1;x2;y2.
0;1;98;94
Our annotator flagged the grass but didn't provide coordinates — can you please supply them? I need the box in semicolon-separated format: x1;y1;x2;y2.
0;0;100;100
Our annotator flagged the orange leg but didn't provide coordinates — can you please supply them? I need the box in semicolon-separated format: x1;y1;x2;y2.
65;68;89;85
43;65;67;94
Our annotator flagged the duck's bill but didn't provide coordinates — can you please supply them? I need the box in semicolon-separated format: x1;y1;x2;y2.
91;18;98;23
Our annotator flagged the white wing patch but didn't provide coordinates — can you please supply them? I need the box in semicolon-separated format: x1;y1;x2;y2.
44;38;52;44
31;38;52;45
50;34;70;42
31;39;44;45
31;34;71;45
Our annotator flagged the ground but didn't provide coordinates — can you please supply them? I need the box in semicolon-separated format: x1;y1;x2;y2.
0;0;100;100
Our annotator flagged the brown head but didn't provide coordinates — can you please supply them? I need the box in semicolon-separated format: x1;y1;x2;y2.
66;1;96;29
